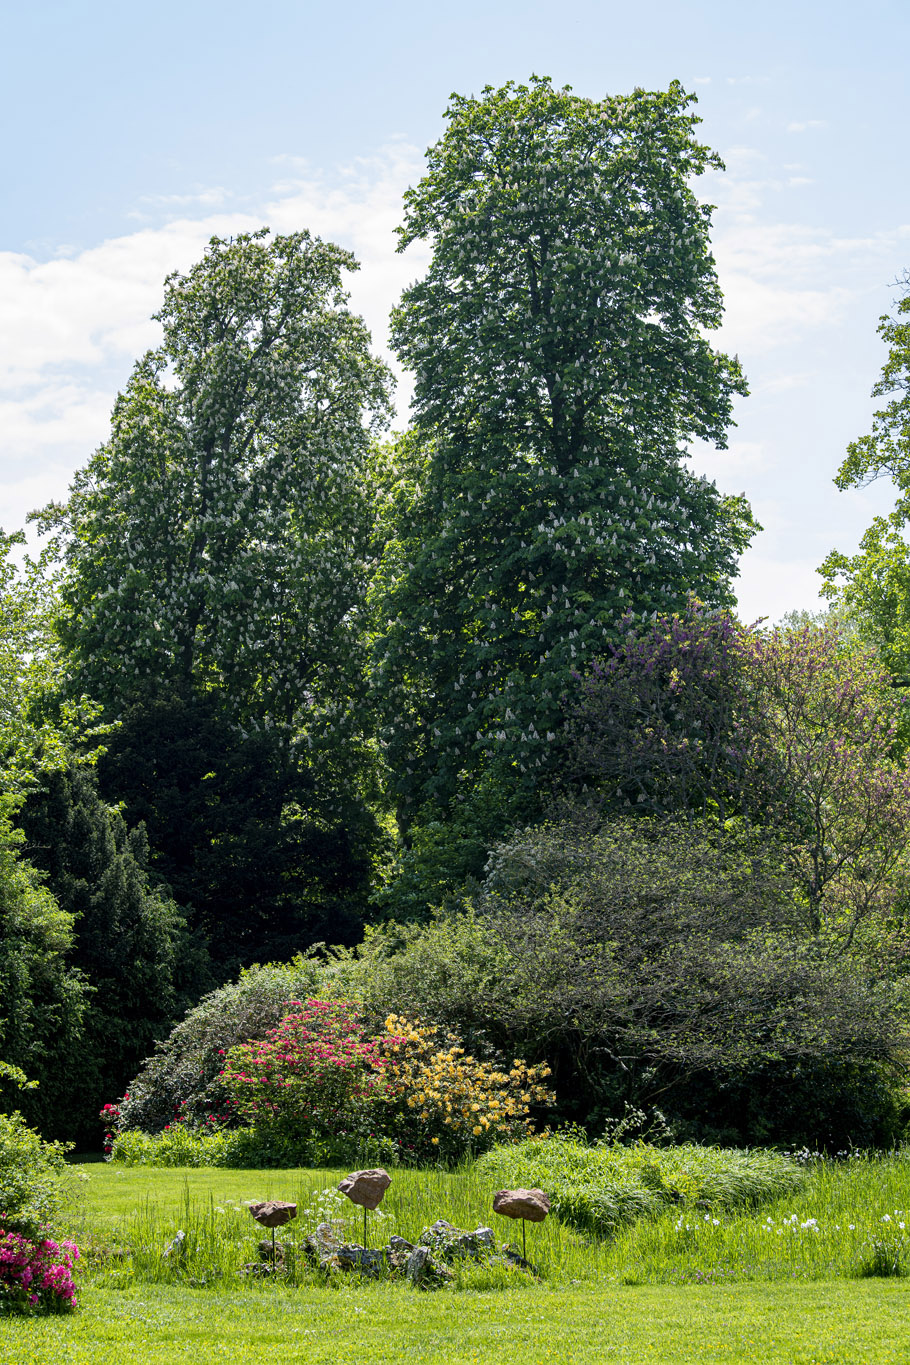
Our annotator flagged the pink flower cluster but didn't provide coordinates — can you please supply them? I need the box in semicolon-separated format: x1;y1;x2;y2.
221;999;387;1131
0;1231;79;1314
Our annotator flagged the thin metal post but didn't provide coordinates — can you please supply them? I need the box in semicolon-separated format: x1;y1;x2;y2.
522;1220;527;1263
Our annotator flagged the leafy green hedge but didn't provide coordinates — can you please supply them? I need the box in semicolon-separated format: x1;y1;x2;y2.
107;1125;397;1171
474;1135;804;1238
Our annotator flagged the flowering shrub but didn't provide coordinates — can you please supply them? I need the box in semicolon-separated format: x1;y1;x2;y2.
378;1013;554;1161
110;997;554;1166
0;1231;79;1314
220;999;389;1150
99;1100;124;1159
112;957;328;1134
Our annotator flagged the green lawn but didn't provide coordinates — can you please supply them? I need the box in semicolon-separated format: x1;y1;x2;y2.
3;1280;910;1364
66;1164;331;1227
4;1160;910;1364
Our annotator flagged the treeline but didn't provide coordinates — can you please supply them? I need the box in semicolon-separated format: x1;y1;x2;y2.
2;77;910;1149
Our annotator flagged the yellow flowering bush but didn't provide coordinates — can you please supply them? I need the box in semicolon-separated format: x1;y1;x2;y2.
378;1013;554;1160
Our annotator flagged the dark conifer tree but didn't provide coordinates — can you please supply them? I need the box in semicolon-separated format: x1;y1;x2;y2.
19;765;187;1143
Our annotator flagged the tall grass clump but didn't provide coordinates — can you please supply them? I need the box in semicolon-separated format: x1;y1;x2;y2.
592;1149;910;1285
474;1134;804;1238
81;1168;605;1290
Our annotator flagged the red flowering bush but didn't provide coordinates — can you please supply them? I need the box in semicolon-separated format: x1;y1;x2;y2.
99;1100;124;1158
0;1231;79;1314
220;1000;389;1151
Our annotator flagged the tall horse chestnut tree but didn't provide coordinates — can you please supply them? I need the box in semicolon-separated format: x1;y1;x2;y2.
42;229;392;733
374;77;756;838
39;231;393;964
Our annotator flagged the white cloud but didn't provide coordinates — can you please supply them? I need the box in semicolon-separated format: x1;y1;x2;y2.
714;269;852;353
787;119;827;133
0;384;112;450
700;153;910;355
734;553;828;624
0;465;78;535
687;439;772;484
132;187;232;213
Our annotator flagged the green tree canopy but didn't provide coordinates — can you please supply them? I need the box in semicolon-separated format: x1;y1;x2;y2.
566;607;910;947
0;810;87;1141
820;273;910;674
95;690;377;967
40;228;393;732
374;77;755;842
36;230;394;965
0;531;101;804
351;814;907;1146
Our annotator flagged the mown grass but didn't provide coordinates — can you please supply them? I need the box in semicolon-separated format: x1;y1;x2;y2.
3;1280;910;1364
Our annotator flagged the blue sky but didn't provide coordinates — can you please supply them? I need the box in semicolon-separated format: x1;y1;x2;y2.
1;0;908;620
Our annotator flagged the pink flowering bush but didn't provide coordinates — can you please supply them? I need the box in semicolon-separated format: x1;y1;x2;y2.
99;1100;123;1159
220;999;390;1159
0;1231;79;1314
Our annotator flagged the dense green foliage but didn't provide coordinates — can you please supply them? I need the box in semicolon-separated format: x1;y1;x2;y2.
372;77;757;908
345;814;909;1146
0;1103;73;1240
95;691;378;969
0;531;102;802
106;1122;397;1170
821;274;910;673
18;766;187;1145
41;229;392;727
115;990;552;1168
0;815;87;1140
566;607;910;943
4;84;909;1166
37;229;392;968
115;956;329;1134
